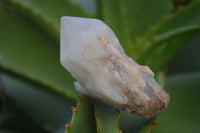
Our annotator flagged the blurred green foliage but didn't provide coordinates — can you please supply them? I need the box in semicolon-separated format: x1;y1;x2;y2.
0;0;200;133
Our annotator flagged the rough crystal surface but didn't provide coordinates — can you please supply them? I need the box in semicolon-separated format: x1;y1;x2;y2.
60;16;169;118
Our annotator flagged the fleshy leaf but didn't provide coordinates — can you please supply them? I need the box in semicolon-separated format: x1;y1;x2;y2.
97;0;173;56
0;7;78;102
3;0;92;41
152;73;200;133
120;111;148;133
94;101;121;133
65;96;96;133
135;1;200;72
1;73;73;132
138;73;200;133
168;33;200;74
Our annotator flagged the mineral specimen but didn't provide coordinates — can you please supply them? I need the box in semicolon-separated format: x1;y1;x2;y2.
60;16;169;118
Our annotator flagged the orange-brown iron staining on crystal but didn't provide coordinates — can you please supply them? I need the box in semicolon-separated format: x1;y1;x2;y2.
61;17;169;118
97;35;103;40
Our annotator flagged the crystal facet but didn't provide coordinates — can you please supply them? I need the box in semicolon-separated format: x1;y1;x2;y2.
60;16;169;118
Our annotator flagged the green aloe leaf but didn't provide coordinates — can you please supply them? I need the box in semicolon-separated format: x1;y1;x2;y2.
168;33;200;74
97;0;173;56
135;0;200;72
65;96;96;133
0;7;78;103
147;29;199;73
152;73;200;133
94;101;121;133
137;73;200;133
1;73;74;132
3;0;92;41
120;111;147;133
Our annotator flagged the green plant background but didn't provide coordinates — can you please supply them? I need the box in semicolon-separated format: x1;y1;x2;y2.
0;0;200;133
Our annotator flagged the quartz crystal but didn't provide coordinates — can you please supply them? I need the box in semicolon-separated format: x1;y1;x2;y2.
60;16;169;118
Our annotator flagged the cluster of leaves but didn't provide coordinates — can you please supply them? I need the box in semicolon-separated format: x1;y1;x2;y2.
0;0;200;133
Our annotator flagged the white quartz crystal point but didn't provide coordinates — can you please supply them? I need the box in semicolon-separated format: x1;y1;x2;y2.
60;16;169;118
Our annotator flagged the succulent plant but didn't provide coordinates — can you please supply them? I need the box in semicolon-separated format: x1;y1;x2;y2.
0;0;200;133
